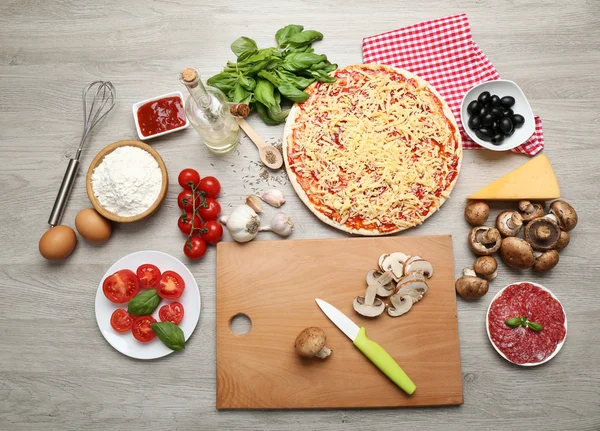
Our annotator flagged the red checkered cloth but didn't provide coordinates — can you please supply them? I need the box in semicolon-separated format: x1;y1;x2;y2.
362;13;544;155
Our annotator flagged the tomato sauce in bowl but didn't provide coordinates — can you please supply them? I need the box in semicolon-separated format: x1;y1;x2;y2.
133;92;188;140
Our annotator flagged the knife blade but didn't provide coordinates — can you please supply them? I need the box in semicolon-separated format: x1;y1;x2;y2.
315;298;416;395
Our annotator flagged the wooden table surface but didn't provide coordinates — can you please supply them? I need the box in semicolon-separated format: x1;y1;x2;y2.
1;1;599;430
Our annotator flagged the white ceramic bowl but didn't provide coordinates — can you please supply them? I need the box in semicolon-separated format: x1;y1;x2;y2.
486;281;567;367
461;80;535;151
132;91;189;140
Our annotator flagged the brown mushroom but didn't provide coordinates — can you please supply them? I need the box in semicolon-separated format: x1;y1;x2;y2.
549;200;578;232
525;216;560;250
554;230;570;251
465;201;490;226
500;237;535;269
294;327;332;359
518;200;544;222
455;268;489;299
468;226;502;255
496;210;524;237
473;256;498;281
533;250;559;273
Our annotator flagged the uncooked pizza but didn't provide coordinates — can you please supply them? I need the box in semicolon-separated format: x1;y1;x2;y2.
283;64;462;235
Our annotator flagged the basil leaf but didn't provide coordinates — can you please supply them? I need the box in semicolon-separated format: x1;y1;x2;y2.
265;57;282;70
127;289;160;316
267;104;290;123
275;24;304;47
231;36;258;58
254;79;277;108
237;48;276;66
287;30;323;48
505;317;522;328
278;82;309;103
256;102;280;125
527;321;543;332
282;53;327;72
288;46;315;54
311;61;338;73
238;75;256;91
150;321;185;351
258;70;282;87
276;69;315;89
206;72;237;94
233;82;252;104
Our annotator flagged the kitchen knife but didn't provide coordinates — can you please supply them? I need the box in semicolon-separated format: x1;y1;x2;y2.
315;298;416;395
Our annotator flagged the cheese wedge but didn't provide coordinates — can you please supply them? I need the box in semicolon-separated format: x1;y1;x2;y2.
468;155;560;200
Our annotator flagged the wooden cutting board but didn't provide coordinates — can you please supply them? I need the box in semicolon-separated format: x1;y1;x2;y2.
216;235;463;409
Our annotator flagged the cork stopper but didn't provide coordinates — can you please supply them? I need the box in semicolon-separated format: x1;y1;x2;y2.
181;68;198;83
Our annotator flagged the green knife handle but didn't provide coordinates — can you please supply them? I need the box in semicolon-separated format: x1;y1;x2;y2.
353;327;416;395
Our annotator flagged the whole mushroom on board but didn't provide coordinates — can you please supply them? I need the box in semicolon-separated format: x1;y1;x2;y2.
473;256;498;281
533;250;560;273
524;216;560;250
464;201;490;226
518;200;544;223
500;237;535;269
455;268;489;299
549;200;578;232
294;327;332;359
496;210;524;237
468;226;502;255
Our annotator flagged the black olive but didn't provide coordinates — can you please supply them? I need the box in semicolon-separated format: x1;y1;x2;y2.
503;108;514;117
491;133;505;145
490;107;503;119
500;96;515;108
512;114;525;127
467;100;480;115
475;128;492;141
479;106;489;117
468;115;482;130
490;95;501;106
482;113;494;127
478;91;491;105
500;117;514;135
492;121;499;130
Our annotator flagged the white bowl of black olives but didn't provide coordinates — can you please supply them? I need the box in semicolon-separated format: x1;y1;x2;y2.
461;80;535;151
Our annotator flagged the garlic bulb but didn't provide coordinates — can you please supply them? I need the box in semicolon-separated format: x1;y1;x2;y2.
222;205;261;243
260;212;294;237
260;189;285;208
245;195;264;213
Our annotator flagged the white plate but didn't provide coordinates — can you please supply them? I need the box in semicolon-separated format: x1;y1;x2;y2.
95;250;201;359
460;80;535;151
486;281;567;366
132;91;189;141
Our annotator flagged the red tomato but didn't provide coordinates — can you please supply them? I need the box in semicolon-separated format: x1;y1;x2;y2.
110;309;134;333
178;168;201;190
177;190;201;212
199;198;221;220
159;302;185;325
200;220;223;244
158;270;186;300
136;264;161;289
103;269;140;304
132;315;157;342
178;212;202;235
183;236;207;260
199;176;221;198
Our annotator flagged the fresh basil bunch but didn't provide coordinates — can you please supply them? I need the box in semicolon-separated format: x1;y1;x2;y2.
207;25;337;125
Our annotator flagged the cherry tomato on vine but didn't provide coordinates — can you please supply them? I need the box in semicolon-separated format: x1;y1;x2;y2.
199;176;221;198
183;236;207;260
200;220;223;244
199;198;221;220
178;169;201;190
177;190;201;212
178;212;202;235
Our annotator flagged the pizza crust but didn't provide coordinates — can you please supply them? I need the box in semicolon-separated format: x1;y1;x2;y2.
283;64;462;236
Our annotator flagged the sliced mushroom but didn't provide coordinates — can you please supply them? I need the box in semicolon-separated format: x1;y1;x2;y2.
500;237;535;269
549;200;578;232
366;270;395;298
387;293;413;317
496;210;524;237
533;250;559;273
525;216;560;250
379;253;407;281
353;296;385;318
468;226;502;255
473;256;498;281
395;272;426;291
465;201;490;226
404;258;434;279
397;280;428;303
402;255;423;273
554;230;570;251
455;267;489;299
519;200;544;222
294;327;332;359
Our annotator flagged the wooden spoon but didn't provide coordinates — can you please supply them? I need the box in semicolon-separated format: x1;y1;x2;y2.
236;118;283;169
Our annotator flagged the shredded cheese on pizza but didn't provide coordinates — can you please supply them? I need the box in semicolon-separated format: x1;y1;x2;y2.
286;65;461;234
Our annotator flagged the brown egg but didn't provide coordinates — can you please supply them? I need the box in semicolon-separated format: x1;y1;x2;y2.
39;225;77;260
75;208;112;243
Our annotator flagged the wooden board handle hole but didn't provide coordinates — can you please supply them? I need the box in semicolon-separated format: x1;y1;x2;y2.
229;313;252;336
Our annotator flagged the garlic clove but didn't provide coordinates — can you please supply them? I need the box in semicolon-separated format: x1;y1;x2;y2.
260;212;294;237
260;189;286;208
223;204;261;243
245;195;264;213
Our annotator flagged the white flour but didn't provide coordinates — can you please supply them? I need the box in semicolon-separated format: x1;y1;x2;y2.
91;146;162;217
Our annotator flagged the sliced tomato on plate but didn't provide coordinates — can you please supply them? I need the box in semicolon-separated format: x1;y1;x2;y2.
157;270;186;300
103;269;140;303
136;264;161;289
110;308;134;333
132;315;157;342
159;302;185;325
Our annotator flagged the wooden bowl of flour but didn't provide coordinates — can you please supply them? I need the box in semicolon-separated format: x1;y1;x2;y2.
86;140;168;223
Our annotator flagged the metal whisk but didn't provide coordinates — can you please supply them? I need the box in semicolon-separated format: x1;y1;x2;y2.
48;81;116;226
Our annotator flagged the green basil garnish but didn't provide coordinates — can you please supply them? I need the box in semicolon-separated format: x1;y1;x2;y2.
527;321;543;332
505;316;543;332
505;317;522;328
150;322;185;351
127;289;160;316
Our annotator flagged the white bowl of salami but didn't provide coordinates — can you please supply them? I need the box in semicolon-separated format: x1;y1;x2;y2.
486;282;567;366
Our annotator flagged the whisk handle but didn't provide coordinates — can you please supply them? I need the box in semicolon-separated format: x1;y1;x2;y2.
48;158;80;226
